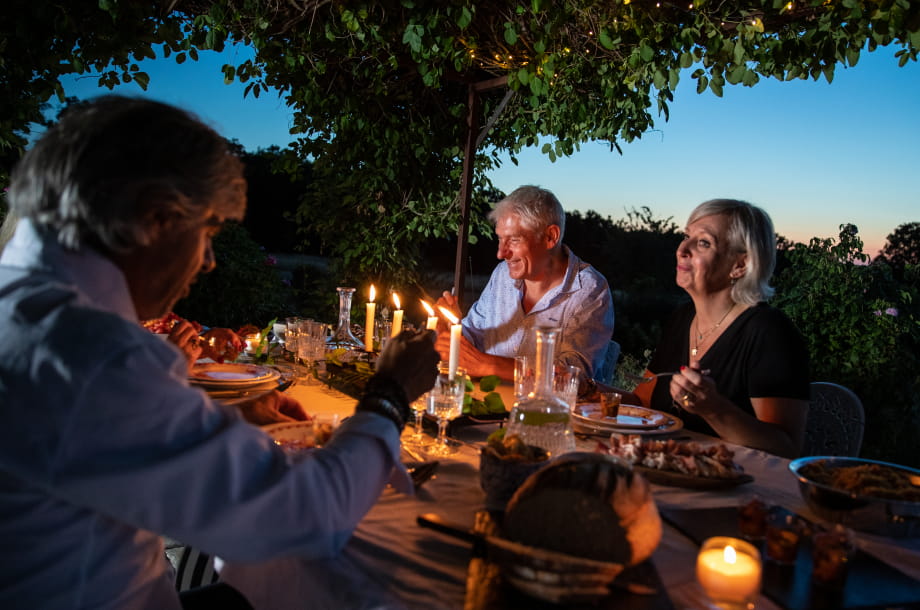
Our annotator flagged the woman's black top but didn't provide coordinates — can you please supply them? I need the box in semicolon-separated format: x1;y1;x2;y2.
648;302;810;437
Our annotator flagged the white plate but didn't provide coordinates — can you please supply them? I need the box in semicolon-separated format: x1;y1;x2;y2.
573;411;684;437
263;421;318;455
189;363;280;388
572;403;670;430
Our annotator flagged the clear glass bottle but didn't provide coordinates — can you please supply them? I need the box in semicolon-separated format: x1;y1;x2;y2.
327;287;363;350
505;327;575;457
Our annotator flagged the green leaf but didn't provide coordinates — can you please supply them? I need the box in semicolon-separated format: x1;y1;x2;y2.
504;23;518;45
639;42;653;62
456;6;472;29
479;375;501;392
483;391;505;414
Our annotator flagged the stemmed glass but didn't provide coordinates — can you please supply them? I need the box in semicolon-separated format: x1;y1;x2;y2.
425;364;467;456
296;321;328;384
403;394;434;449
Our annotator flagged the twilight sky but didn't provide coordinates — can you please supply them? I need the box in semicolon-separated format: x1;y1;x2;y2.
57;44;919;256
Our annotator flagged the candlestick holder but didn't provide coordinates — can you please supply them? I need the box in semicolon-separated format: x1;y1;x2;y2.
328;287;363;351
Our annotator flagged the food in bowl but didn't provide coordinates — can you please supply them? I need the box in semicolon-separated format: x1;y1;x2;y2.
797;461;920;502
789;456;920;537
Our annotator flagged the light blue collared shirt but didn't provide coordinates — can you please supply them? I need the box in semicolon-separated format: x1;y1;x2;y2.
462;246;614;380
0;220;406;609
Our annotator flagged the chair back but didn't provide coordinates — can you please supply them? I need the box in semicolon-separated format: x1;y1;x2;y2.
595;340;620;384
802;382;865;457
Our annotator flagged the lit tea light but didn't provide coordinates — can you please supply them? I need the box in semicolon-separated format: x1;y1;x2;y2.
420;299;438;330
391;293;403;337
437;306;461;378
696;536;762;609
365;284;376;352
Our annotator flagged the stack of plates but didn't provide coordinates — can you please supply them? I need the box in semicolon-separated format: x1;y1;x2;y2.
189;363;284;404
571;403;683;436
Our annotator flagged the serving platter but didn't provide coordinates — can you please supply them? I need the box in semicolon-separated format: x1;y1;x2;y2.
572;412;684;437
633;466;753;490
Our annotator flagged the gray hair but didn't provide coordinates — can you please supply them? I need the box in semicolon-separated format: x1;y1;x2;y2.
9;95;245;255
688;199;776;304
488;185;565;240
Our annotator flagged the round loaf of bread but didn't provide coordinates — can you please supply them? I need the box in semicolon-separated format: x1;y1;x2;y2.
502;452;661;565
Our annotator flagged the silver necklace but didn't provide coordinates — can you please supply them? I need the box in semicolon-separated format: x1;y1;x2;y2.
691;303;736;357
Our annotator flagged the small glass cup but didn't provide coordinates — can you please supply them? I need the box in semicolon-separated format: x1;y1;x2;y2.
738;494;769;542
600;391;621;418
514;355;534;401
403;393;434;449
764;507;804;565
553;363;580;409
811;524;854;590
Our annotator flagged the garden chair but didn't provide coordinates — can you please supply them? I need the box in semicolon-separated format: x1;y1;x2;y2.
801;382;865;457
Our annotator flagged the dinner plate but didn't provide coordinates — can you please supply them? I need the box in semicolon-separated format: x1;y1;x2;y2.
262;421;318;455
189;363;280;388
572;404;671;431
633;465;753;489
573;413;684;437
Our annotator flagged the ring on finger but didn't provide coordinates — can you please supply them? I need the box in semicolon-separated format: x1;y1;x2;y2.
681;393;693;407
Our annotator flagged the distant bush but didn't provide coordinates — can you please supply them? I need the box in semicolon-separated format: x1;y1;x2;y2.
773;225;920;467
175;222;291;330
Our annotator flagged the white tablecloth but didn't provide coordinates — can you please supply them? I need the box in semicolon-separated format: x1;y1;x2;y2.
220;383;920;609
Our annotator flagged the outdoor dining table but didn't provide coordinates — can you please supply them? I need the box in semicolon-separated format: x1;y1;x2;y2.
219;381;920;609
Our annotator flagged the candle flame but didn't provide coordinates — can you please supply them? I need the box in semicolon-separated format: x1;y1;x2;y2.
392;292;401;310
420;299;435;316
438;306;459;325
369;284;376;302
724;545;737;564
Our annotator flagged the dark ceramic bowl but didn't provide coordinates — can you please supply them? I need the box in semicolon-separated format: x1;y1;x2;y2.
789;456;920;537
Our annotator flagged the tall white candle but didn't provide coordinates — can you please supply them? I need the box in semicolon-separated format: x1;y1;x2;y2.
696;537;762;608
421;300;438;330
391;293;403;337
365;284;376;352
438;306;461;378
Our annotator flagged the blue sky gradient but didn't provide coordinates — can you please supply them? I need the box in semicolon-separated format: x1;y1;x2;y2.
57;45;919;256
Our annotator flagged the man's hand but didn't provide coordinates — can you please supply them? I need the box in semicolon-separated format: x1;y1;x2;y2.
237;390;310;426
434;331;506;379
167;319;203;370
375;329;440;402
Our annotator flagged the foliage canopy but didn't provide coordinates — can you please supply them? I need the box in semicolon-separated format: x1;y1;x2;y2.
2;0;918;279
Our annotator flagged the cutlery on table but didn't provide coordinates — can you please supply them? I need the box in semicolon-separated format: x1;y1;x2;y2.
627;369;711;383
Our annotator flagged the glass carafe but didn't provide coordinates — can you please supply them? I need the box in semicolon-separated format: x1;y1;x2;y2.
505;327;575;457
327;287;363;350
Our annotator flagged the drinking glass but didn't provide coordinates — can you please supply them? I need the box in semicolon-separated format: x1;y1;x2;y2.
296;321;328;384
403;393;434;448
514;355;534;401
425;364;466;456
553;363;581;409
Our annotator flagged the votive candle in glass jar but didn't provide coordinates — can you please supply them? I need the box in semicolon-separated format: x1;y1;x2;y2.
696;536;762;610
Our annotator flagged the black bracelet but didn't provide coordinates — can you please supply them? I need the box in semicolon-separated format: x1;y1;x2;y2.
357;375;411;432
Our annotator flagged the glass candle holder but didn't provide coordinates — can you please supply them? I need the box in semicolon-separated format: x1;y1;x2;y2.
696;536;762;610
764;508;804;565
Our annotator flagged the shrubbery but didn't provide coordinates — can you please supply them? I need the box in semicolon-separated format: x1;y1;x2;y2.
773;225;920;467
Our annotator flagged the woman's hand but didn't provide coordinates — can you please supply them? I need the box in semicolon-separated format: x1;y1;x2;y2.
669;361;722;416
238;391;310;425
200;327;245;363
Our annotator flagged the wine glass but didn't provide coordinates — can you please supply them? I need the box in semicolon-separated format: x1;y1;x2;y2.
403;393;434;449
426;364;466;456
296;321;328;384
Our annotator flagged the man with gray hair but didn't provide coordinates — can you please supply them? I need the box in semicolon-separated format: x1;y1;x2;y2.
437;185;614;383
0;96;438;608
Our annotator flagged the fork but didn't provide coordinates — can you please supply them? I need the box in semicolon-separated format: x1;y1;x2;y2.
628;369;711;383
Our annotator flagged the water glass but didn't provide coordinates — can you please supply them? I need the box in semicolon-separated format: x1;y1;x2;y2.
403;394;433;448
600;391;621;418
553;363;580;409
514;355;534;401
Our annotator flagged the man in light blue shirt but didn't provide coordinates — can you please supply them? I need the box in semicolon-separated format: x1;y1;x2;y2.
0;96;438;609
437;186;614;383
